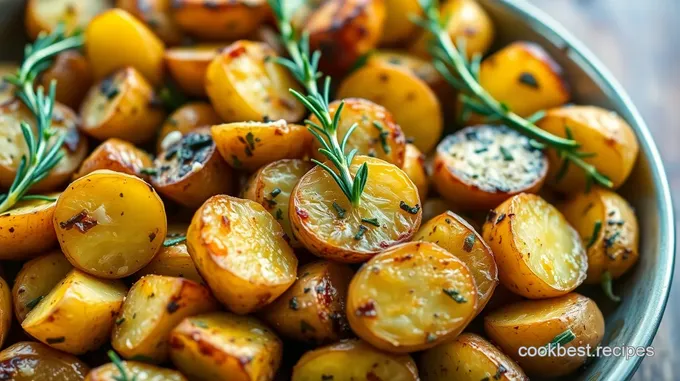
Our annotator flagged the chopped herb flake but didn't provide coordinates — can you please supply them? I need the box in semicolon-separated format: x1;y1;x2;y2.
332;201;346;219
163;234;186;247
194;321;209;328
518;72;539;88
354;225;368;240
275;209;283;220
139;167;158;176
361;217;380;227
115;317;126;325
289;297;300;310
443;289;467;303
604;231;620;249
499;146;514;161
46;336;65;344
586;221;602;249
546;329;575;348
270;188;282;198
463;233;476;252
372;121;391;154
399;201;420;214
26;295;44;310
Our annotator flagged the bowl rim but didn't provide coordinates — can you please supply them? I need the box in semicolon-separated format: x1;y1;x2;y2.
495;0;676;379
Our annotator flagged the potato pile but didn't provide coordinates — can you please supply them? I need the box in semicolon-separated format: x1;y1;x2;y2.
0;0;640;380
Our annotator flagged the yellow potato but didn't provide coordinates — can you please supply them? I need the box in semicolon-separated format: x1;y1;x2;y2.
80;67;165;144
292;339;419;381
156;101;222;153
25;0;113;40
116;0;185;45
86;360;187;381
482;193;587;299
242;159;314;248
74;138;153;180
22;269;127;355
0;341;90;381
135;225;203;284
172;0;269;40
164;44;229;97
484;293;605;377
432;125;549;211
206;40;305;123
402;143;428;200
85;8;165;85
187;195;297;314
12;250;73;323
112;275;219;362
53;170;167;279
290;156;422;263
39;51;94;110
261;260;354;344
0;64;17;105
337;63;443;154
538;105;639;192
381;0;423;45
414;211;498;314
0;277;10;347
0;194;59;260
212;120;311;171
169;312;283;381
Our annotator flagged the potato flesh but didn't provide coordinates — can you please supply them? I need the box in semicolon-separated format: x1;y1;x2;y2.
401;143;428;199
86;361;187;381
0;341;90;381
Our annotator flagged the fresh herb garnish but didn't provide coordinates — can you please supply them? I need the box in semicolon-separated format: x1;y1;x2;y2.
546;329;576;348
462;233;475;252
586;221;602;249
139;167;158;176
399;201;420;214
275;208;283;220
107;350;136;381
499;146;514;161
372;121;391;154
163;234;186;247
354;225;368;240
25;295;44;310
442;288;467;303
601;271;621;302
270;188;282;198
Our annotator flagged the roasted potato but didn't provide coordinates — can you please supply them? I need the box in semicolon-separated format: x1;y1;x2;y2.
86;360;187;381
432;125;549;211
0;194;59;260
419;332;528;381
22;269;127;354
484;293;605;377
117;0;184;45
112;275;219;362
25;0;113;40
0;99;88;192
290;156;422;263
39;50;94;109
164;44;228;97
157;102;222;153
381;0;422;45
80;67;165;144
402;143;428;199
261;260;354;344
212;120;311;171
242;159;314;248
171;0;269;40
169;312;283;381
422;197;456;222
53;170;167;279
413;211;498;314
482;193;587;299
85;8;165;85
292;339;419;381
187;195;298;314
337;63;443;154
73;138;153;180
0;341;90;381
0;276;10;347
538;105;639;191
12;250;73;323
135;225;203;284
0;64;17;105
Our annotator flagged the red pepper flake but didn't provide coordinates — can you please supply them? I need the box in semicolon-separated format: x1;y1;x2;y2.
59;210;98;233
355;300;378;317
296;207;309;219
227;45;247;59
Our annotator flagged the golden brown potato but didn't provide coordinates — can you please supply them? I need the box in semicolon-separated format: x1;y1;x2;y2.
413;211;498;314
212;120;311;171
337;63;443;154
0;194;59;260
0;276;10;347
290;156;422;263
432;125;549;211
156;101;222;153
86;360;187;381
22;269;127;355
25;0;113;40
402;143;428;200
0;99;88;192
538;105;639;192
484;293;605;377
171;0;269;40
292;339;419;381
112;275;219;362
206;40;305;123
169;312;283;381
0;341;90;381
12;250;73;323
53;170;167;279
39;50;94;110
85;8;165;85
164;44;228;97
187;195;298;314
0;64;17;105
73;138;153;180
261;260;353;343
419;333;528;381
242;159;314;248
381;0;422;45
116;0;185;45
482;193;587;299
135;225;203;284
80;67;165;144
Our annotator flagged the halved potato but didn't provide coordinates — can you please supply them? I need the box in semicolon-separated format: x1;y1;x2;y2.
402;143;428;200
348;242;478;353
164;44;229;97
171;0;269;40
538;105;639;192
74;138;153;180
0;99;88;192
169;312;283;381
22;269;127;354
135;225;203;284
205;40;305;123
290;156;422;263
482;193;587;299
432;125;549;211
187;195;298;314
0;277;10;347
0;194;59;260
25;0;113;40
53;170;167;279
292;339;419;381
80;67;165;144
212;120;311;171
242;159;314;248
86;360;187;381
413;211;498;314
116;0;184;45
0;341;90;381
12;250;73;323
39;51;93;110
112;275;219;362
0;64;17;105
484;293;605;377
419;333;528;381
156;101;222;153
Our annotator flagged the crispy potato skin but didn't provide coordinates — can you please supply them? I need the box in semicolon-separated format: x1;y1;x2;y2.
25;0;113;40
401;143;429;200
0;64;17;105
419;333;528;381
171;0;269;40
0;195;59;260
0;277;10;348
0;341;90;381
482;194;587;299
157;102;222;153
39;51;94;109
86;361;187;381
164;44;228;97
116;0;185;45
169;312;283;381
484;293;605;377
538;106;639;192
292;339;419;381
74;138;153;180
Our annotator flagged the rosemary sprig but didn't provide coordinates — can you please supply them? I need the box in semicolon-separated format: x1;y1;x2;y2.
267;0;368;206
0;25;84;213
546;329;576;349
601;270;621;302
412;0;613;189
107;350;137;381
